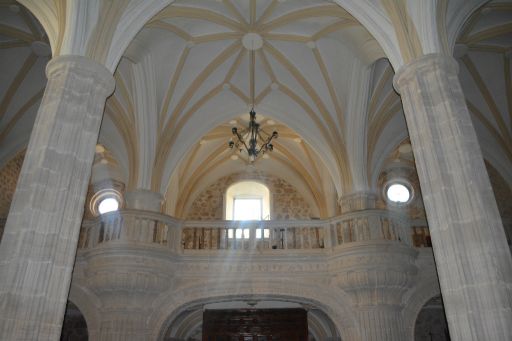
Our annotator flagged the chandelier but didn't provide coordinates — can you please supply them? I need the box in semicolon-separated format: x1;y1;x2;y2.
228;109;278;163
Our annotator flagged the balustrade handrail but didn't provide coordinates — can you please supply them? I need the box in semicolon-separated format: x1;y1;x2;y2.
182;209;407;227
182;219;326;229
80;208;406;228
81;208;182;227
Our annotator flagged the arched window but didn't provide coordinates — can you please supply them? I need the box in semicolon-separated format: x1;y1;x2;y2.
225;181;270;220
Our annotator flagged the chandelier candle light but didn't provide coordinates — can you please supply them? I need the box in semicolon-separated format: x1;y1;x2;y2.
228;109;278;163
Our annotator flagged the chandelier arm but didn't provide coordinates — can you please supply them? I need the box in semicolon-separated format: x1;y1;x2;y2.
235;130;250;151
257;134;277;154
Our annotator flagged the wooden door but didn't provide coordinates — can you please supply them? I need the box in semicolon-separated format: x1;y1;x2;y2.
202;308;308;341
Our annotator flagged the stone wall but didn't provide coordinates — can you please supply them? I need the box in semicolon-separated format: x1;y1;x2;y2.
0;150;25;219
186;172;313;220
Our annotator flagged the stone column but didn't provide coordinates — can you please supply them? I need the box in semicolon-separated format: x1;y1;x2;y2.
394;54;512;341
0;55;114;340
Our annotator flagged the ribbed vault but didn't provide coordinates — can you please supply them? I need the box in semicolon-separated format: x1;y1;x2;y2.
101;0;386;215
1;0;511;218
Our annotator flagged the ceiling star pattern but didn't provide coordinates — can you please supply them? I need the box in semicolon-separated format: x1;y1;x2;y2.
0;0;511;219
103;0;383;217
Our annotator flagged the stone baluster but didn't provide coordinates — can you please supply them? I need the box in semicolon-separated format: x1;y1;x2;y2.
0;56;114;340
394;54;512;341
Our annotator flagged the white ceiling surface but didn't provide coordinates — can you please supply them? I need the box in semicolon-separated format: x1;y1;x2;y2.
105;0;384;216
455;1;512;186
0;3;48;166
0;1;511;217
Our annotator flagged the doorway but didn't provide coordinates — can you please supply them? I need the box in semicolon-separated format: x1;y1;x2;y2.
202;308;308;341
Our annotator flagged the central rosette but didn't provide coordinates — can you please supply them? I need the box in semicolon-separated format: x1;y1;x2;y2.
242;32;263;50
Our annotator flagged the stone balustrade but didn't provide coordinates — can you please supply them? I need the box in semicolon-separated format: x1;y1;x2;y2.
181;220;327;250
329;209;412;247
77;209;182;251
76;209;418;253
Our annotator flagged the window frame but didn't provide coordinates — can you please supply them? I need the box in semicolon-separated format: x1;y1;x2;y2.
225;181;271;220
383;179;414;206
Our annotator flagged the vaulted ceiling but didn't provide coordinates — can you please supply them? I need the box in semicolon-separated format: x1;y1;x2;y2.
102;0;385;217
0;0;511;219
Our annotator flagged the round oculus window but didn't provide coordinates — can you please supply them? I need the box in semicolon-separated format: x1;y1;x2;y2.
97;197;119;214
386;183;411;203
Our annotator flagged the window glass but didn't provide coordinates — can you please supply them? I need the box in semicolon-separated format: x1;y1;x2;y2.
225;181;270;220
386;183;411;203
98;197;119;214
234;198;262;220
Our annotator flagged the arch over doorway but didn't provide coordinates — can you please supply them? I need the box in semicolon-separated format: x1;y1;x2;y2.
162;299;341;341
149;280;360;341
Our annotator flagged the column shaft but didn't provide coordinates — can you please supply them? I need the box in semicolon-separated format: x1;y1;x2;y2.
394;54;512;341
0;55;114;340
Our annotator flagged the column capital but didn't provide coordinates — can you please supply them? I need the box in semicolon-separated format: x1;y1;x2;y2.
393;54;459;94
46;55;115;97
